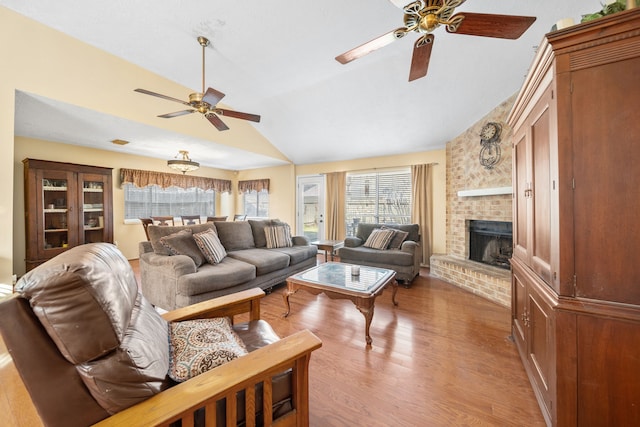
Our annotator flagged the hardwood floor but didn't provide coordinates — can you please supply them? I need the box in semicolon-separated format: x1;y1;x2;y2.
1;259;544;426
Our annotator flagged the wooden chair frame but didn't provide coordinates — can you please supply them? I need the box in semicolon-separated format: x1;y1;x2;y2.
94;288;321;427
180;215;202;225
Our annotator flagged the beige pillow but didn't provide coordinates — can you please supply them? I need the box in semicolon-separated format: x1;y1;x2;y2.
363;228;395;250
193;229;227;264
264;225;292;248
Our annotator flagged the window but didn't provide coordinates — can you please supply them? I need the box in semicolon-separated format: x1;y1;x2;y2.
243;189;269;218
345;169;411;236
124;183;215;220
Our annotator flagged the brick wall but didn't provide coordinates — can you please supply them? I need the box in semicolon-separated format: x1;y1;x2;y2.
431;94;516;308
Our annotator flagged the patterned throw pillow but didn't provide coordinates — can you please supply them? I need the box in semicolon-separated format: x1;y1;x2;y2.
168;317;248;383
264;225;292;249
363;228;395;250
381;226;410;250
193;229;227;264
159;229;205;267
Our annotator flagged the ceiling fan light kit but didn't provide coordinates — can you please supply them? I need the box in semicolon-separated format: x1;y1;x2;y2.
336;0;536;81
168;150;200;174
134;36;260;131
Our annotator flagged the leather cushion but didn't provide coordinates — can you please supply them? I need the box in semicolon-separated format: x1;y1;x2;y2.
76;293;171;414
16;243;139;364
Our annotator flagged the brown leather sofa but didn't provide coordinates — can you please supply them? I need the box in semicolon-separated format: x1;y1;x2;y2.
0;243;321;426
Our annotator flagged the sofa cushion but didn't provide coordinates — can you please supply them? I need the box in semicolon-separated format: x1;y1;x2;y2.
226;249;290;276
168;317;248;383
381;226;410;250
215;221;256;251
149;223;216;255
268;245;317;266
363;228;395;250
160;229;205;267
338;246;415;266
265;225;293;249
177;257;257;296
249;219;285;248
193;229;227;264
76;293;171;414
356;223;420;244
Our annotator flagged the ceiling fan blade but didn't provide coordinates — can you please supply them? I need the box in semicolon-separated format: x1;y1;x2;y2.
409;34;434;82
202;87;226;106
158;110;196;118
336;28;408;64
216;108;261;123
134;88;191;106
447;13;536;39
205;113;230;131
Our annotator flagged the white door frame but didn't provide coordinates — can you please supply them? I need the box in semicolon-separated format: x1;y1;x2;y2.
296;175;325;242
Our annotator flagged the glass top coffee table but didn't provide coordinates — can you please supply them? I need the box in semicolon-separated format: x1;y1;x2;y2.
284;262;398;346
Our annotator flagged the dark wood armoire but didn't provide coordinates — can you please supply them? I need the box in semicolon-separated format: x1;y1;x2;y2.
507;8;640;426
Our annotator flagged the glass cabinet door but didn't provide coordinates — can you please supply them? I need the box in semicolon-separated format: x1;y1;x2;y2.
40;170;76;254
80;173;108;244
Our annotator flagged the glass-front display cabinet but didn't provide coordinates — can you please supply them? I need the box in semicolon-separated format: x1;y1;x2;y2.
23;159;113;271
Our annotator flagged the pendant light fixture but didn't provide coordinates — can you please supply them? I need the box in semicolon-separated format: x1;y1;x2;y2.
167;150;199;174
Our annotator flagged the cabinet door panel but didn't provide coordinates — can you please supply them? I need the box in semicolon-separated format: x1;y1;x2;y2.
512;131;529;263
511;263;527;352
530;92;552;284
528;287;554;422
572;56;640;305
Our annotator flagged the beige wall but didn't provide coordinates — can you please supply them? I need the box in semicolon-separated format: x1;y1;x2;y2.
13;137;236;276
237;165;297;227
0;6;287;285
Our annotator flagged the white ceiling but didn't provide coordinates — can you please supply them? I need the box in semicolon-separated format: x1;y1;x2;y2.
3;0;600;170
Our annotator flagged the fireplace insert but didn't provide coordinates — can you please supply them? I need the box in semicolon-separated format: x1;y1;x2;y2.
468;220;513;270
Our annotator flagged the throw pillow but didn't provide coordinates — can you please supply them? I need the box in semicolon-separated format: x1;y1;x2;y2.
193;229;227;264
160;229;205;267
381;226;410;250
363;228;395;250
168;317;248;382
264;225;292;249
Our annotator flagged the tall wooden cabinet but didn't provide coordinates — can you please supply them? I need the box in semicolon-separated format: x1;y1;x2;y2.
23;159;113;271
507;9;640;426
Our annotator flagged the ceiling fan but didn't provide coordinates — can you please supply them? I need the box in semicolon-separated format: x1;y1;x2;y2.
134;36;260;131
336;0;536;81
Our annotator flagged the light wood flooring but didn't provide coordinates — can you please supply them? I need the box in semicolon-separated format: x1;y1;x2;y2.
1;258;545;426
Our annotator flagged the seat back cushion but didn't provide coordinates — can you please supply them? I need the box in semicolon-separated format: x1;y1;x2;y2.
148;222;217;255
215;221;256;251
16;243;171;415
249;219;286;248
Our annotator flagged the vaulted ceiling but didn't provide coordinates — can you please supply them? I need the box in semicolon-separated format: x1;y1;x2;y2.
3;0;599;169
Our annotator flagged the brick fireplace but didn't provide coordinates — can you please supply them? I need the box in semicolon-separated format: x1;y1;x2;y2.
430;95;515;308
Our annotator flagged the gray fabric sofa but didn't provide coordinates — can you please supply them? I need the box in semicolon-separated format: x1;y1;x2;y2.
337;222;421;284
139;219;317;310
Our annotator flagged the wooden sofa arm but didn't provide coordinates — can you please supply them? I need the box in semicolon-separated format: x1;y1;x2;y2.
94;329;322;427
162;287;265;323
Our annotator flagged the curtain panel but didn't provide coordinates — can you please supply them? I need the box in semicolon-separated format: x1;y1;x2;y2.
411;164;433;267
326;172;346;240
120;168;231;193
238;179;270;194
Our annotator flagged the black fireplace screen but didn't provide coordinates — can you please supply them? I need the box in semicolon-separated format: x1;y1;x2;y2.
468;220;513;270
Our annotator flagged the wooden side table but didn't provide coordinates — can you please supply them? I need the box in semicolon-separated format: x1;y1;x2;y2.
311;240;344;262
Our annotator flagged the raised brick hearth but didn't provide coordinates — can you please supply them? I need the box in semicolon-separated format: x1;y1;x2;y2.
430;95;515;308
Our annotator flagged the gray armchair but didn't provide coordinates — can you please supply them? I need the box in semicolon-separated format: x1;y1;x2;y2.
337;222;421;285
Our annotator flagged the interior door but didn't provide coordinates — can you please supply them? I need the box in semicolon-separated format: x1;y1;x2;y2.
296;175;325;242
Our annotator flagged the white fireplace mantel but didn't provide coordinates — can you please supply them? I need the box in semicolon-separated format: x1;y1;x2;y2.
457;186;513;197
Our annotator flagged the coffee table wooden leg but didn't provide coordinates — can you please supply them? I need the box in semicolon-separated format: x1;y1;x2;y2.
283;285;298;317
356;303;375;346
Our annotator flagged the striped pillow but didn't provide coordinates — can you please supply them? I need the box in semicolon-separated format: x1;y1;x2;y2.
264;225;292;249
193;229;227;264
363;228;395;250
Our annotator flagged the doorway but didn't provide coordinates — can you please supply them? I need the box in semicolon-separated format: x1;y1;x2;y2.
296;175;325;242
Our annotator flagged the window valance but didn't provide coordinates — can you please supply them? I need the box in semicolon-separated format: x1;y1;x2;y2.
238;179;270;194
120;168;231;193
